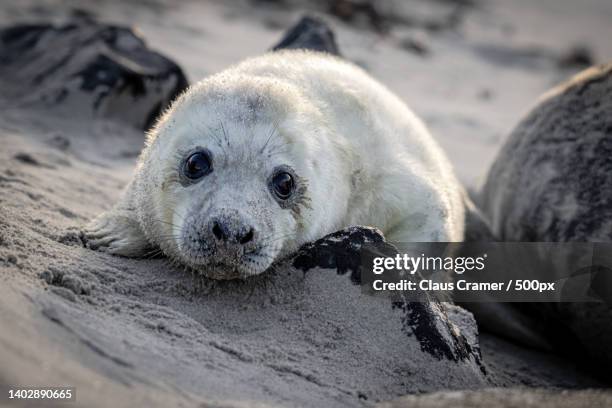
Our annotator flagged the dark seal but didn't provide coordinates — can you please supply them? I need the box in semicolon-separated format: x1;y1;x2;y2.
480;64;612;376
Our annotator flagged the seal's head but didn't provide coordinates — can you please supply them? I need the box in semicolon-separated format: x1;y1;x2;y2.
137;74;352;279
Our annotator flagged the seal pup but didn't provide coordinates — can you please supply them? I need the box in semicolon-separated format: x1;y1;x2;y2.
84;50;465;279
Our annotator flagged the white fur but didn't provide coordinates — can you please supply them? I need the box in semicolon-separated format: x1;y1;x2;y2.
84;50;465;279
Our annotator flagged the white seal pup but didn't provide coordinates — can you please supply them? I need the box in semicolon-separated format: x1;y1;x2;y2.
84;50;465;279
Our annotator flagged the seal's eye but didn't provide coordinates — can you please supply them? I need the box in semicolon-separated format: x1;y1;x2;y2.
183;151;212;180
271;171;294;200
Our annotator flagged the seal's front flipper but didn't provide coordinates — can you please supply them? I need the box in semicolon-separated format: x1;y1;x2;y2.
82;209;152;257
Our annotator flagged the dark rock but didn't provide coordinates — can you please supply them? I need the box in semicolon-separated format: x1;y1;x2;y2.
480;64;612;374
272;16;340;56
292;226;394;284
291;226;486;374
0;21;189;130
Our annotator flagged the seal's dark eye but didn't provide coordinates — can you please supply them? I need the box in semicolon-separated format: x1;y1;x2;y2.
183;151;212;180
271;171;294;200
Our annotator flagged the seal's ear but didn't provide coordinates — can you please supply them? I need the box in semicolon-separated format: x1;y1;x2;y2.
82;208;152;258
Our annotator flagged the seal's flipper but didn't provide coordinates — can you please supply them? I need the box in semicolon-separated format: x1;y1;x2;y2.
83;209;152;257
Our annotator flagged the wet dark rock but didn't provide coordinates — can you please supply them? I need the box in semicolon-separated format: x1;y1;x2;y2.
0;21;188;130
292;226;394;284
292;226;486;374
272;16;341;56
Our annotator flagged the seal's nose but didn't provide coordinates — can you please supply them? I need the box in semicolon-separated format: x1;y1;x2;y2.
211;219;254;245
211;220;229;241
237;228;254;244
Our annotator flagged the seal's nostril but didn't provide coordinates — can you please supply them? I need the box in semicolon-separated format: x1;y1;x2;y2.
212;221;227;241
212;218;253;244
239;228;254;245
